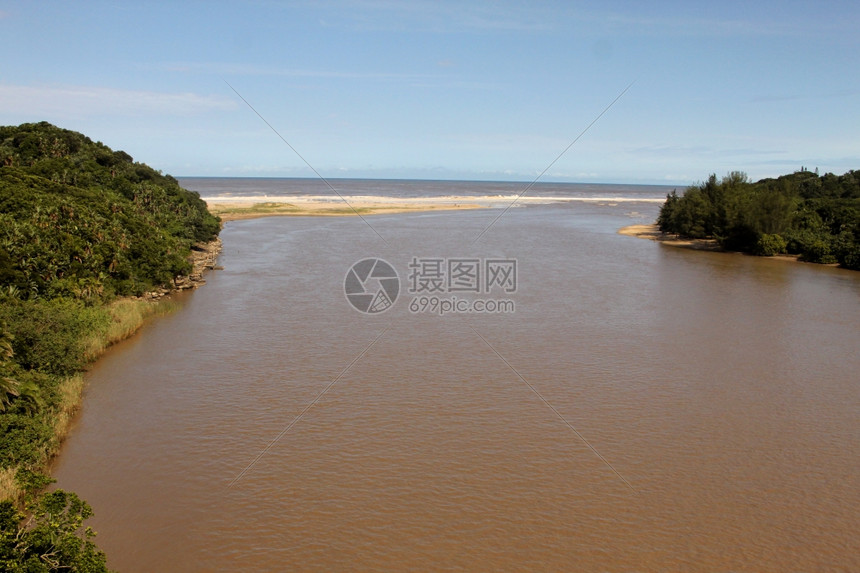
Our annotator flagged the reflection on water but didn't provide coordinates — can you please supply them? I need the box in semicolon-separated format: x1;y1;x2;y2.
52;202;860;572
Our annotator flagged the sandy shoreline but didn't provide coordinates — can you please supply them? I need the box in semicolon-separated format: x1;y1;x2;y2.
618;224;814;265
205;194;664;221
618;223;723;251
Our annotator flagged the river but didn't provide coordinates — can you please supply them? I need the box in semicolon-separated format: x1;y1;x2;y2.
52;183;860;571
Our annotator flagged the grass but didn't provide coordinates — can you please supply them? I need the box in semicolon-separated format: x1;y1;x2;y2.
208;202;301;218
82;298;179;361
212;201;299;212
52;374;86;448
0;467;15;500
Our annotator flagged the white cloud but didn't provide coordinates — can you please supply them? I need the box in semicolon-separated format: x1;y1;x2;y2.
0;84;235;118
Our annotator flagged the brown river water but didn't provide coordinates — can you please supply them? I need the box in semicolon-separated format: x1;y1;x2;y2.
52;201;859;571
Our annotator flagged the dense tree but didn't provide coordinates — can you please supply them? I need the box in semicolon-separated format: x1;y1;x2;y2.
658;169;860;269
0;122;220;298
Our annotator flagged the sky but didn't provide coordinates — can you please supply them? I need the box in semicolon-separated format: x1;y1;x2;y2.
1;0;858;184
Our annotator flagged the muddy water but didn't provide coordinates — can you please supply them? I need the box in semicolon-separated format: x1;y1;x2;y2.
52;203;860;571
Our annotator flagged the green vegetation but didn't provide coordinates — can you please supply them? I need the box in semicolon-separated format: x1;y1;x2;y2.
1;472;110;572
0;121;221;568
1;121;219;298
657;169;860;268
0;298;177;484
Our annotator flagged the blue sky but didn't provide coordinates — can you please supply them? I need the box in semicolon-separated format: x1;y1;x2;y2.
1;0;858;184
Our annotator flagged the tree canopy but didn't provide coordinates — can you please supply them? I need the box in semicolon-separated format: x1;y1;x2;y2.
1;472;111;572
1;121;220;299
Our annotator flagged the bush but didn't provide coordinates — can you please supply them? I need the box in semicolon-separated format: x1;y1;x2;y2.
0;488;111;572
0;299;109;377
754;234;788;256
835;231;860;270
800;238;837;264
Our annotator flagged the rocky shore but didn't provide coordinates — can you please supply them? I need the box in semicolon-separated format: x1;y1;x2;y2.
141;237;223;300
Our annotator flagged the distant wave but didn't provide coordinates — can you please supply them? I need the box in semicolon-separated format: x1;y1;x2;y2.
201;194;666;204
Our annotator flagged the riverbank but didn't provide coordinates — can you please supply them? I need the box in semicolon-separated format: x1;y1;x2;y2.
0;299;178;501
0;238;222;502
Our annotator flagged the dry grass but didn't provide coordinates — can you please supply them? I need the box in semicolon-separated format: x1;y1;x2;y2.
82;298;178;361
52;374;86;445
0;466;17;502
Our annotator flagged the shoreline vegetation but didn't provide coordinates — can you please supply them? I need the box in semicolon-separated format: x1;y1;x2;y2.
1;233;221;475
0;297;176;499
0;239;221;502
647;170;859;270
1;122;222;570
617;223;821;266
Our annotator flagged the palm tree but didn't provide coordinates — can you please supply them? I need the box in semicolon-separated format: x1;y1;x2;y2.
0;323;20;411
0;378;19;411
13;379;44;416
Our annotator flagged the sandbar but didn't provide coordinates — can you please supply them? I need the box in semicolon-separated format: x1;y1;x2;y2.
206;194;666;221
206;195;488;221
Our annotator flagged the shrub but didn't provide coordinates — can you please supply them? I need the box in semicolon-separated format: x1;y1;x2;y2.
800;238;837;264
0;299;109;377
754;234;788;256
